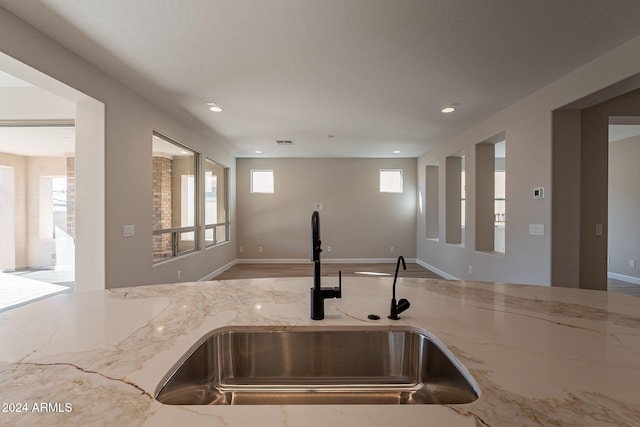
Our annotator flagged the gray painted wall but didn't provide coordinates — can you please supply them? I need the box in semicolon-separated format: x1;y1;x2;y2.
237;158;417;261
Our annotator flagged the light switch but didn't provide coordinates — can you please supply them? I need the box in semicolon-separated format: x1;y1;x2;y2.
123;225;135;237
529;224;544;236
595;224;603;236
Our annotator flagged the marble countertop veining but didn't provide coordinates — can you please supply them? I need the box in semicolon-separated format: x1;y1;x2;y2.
1;277;639;426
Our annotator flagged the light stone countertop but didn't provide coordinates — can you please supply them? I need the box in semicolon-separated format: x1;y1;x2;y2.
1;277;639;426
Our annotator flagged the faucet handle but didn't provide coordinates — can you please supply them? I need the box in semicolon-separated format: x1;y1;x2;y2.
396;298;410;313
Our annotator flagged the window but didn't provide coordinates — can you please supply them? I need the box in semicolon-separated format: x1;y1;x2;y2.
251;170;274;193
379;169;403;193
205;158;229;247
152;132;198;260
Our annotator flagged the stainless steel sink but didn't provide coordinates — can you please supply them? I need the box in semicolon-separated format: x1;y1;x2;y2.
155;326;480;405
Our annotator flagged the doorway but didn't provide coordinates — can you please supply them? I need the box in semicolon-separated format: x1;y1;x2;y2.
0;123;76;311
0;54;105;310
607;118;640;296
552;81;640;292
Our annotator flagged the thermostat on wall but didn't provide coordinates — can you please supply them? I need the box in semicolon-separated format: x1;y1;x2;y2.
533;187;545;199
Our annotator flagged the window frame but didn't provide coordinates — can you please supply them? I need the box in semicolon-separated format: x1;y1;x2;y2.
152;131;199;262
204;157;230;248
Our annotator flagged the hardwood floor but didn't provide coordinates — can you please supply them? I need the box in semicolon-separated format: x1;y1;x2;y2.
215;263;640;298
214;262;443;280
608;278;640;297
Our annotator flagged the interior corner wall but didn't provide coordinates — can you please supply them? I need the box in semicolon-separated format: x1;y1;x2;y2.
417;34;640;286
236;158;417;261
0;7;236;289
444;157;461;244
609;135;640;283
474;143;495;252
551;110;581;288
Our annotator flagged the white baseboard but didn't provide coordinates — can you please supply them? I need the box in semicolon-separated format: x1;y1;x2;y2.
607;272;640;286
415;259;459;280
235;259;309;264
200;259;238;281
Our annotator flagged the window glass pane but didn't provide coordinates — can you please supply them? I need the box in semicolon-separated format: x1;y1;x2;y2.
380;169;403;193
177;231;196;254
205;159;226;224
251;170;274;193
494;171;506;199
216;224;227;244
205;228;215;246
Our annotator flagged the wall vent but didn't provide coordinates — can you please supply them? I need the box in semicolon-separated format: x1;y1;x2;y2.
276;140;294;145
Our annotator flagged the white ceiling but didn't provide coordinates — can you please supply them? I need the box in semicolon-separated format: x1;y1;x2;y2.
0;126;75;156
3;1;640;158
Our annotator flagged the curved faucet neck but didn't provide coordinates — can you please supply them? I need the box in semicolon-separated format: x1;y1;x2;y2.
392;255;406;300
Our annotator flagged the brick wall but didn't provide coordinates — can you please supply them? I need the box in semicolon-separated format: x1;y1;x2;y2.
66;157;75;238
152;156;172;258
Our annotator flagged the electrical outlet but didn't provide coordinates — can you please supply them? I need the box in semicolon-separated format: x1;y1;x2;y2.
468;265;473;274
177;270;181;281
239;246;244;253
390;246;395;253
123;225;134;237
327;246;332;253
258;246;263;253
630;260;637;268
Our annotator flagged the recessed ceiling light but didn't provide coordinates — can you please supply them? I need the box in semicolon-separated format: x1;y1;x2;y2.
254;150;263;154
207;102;223;112
180;150;189;155
393;150;401;154
441;106;456;113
